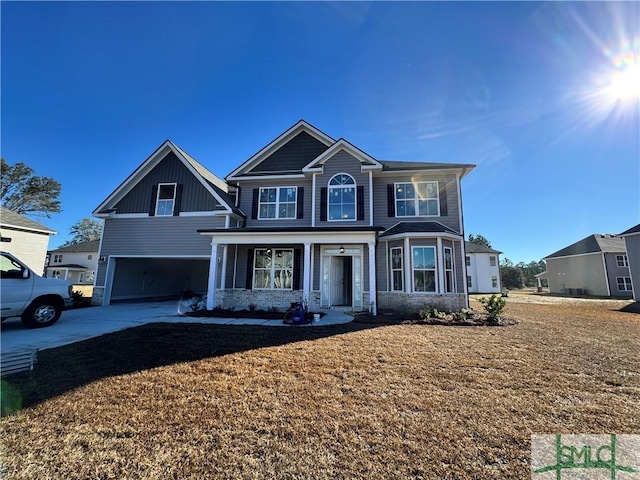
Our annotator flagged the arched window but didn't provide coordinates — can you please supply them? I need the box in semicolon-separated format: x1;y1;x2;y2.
328;174;356;221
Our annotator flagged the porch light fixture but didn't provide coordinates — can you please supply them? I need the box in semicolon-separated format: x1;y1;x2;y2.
339;245;345;254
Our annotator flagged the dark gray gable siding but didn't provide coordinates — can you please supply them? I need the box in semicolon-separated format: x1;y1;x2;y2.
372;173;460;231
239;179;312;228
250;131;330;173
114;152;221;214
316;151;370;226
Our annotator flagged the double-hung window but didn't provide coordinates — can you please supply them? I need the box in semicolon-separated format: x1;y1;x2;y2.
258;187;297;219
395;182;439;217
490;256;497;267
412;246;436;292
390;247;404;292
617;255;629;267
253;249;293;289
444;247;455;293
156;183;176;216
617;277;632;291
328;174;356;221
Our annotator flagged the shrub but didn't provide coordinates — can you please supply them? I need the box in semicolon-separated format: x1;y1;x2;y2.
418;306;447;320
478;294;506;321
70;290;85;305
248;303;257;312
267;306;279;313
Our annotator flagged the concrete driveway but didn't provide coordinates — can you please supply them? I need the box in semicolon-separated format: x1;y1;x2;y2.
1;301;353;356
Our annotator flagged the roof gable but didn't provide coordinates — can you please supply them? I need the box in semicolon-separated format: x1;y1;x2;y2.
464;241;502;255
302;138;382;172
545;234;626;259
49;239;100;254
226;120;335;180
0;206;56;235
621;224;640;236
93;140;237;217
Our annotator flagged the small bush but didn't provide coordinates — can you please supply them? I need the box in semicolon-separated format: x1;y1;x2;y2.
70;290;85;306
418;306;447;320
478;294;506;321
248;303;257;312
267;306;279;313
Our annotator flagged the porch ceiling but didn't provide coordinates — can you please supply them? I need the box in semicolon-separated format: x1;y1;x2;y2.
197;226;383;245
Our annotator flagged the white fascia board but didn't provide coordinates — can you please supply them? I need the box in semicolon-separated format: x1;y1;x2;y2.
381;232;463;242
377;167;470;177
105;254;211;259
199;230;378;245
302;139;381;172
1;224;57;235
93;140;233;215
226;121;335;180
226;174;306;182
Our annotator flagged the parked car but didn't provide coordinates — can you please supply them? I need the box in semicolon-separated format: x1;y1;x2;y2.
0;251;73;328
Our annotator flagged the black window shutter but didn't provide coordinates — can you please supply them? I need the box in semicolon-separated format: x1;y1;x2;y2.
296;187;304;219
320;187;327;221
149;185;158;216
245;249;254;289
293;249;301;291
357;186;365;221
251;189;259;219
173;184;183;216
387;184;395;217
439;182;448;217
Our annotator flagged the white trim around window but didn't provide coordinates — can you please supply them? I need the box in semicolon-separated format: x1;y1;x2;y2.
253;248;294;290
444;246;455;293
155;183;177;216
395;181;439;217
328;173;356;221
411;246;437;292
390;246;404;292
616;255;629;267
616;276;633;291
258;187;297;220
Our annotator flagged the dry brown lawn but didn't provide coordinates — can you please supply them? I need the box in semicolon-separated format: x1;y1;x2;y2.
1;297;639;479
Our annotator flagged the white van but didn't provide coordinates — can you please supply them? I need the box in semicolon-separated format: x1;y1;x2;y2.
1;251;73;328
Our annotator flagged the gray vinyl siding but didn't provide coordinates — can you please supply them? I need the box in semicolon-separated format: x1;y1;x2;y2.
604;252;634;298
249;131;329;173
545;254;609;296
315;151;371;226
372;173;460;231
238;179;312;228
114;152;221;214
624;235;640;300
96;216;225;285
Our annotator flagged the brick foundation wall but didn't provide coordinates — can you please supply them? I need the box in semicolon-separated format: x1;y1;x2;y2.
377;292;467;312
92;287;104;306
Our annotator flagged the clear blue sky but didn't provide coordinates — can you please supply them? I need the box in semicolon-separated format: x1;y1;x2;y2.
2;1;638;262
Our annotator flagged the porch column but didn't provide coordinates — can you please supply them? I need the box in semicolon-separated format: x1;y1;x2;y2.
220;245;228;290
206;242;218;310
368;241;377;315
437;238;445;293
404;237;411;294
303;242;311;304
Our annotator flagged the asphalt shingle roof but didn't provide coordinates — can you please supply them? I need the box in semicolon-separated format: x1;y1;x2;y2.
380;221;460;237
0;207;56;234
545;234;626;259
464;241;502;254
49;240;100;254
620;224;640;236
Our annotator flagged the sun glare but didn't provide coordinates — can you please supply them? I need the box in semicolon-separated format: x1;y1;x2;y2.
605;65;640;102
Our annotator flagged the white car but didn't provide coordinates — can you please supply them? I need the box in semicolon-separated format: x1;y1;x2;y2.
1;251;73;328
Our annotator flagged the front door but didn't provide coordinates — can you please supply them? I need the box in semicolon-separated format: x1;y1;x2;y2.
321;247;361;309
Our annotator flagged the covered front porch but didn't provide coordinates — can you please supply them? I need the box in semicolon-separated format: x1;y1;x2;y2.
197;227;384;315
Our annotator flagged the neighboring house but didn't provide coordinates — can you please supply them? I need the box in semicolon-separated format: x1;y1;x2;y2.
0;206;57;275
541;234;633;298
620;224;640;301
92;120;475;314
464;241;502;293
45;240;100;285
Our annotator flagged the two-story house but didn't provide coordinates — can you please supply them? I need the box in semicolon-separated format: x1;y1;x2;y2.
92;121;475;314
46;240;100;285
464;241;502;294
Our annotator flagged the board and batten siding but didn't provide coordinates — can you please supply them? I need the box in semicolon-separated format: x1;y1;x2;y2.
96;216;225;285
371;173;460;231
238;179;313;228
114;152;222;214
315;151;371;226
249;131;330;173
